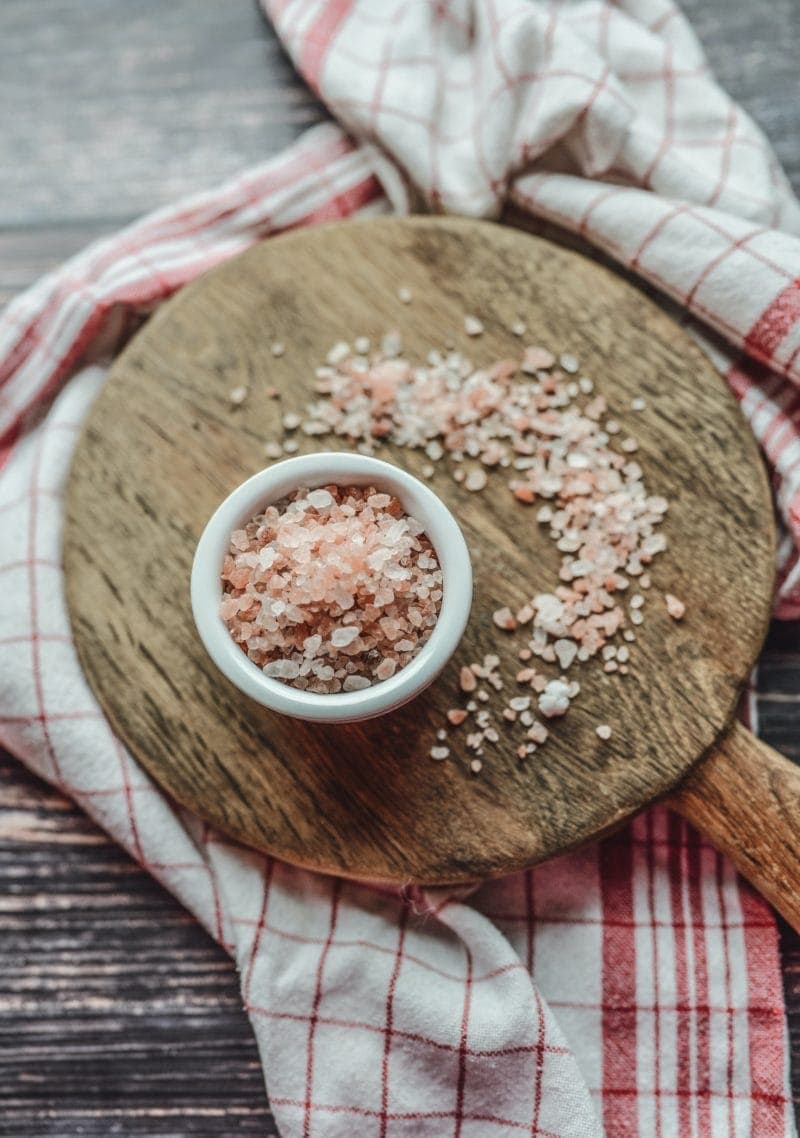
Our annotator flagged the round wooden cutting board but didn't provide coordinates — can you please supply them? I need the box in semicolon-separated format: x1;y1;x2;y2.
64;217;777;886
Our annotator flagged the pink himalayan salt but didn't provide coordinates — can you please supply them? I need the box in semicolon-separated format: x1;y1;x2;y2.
220;485;442;693
665;593;686;620
265;328;675;770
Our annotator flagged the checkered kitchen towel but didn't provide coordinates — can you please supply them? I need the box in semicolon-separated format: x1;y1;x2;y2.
1;1;799;1134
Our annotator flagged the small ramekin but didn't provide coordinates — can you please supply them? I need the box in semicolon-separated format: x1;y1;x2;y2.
191;452;472;723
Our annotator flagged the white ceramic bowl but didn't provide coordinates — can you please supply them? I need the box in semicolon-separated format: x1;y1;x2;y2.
191;452;473;723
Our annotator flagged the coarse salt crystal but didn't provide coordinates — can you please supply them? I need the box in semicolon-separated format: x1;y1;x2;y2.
538;679;571;719
306;488;335;509
330;626;360;648
460;666;477;692
522;346;555;372
343;674;371;691
554;639;577;670
264;659;301;680
492;606;517;631
327;341;351;365
229;385;248;405
665;593;686;620
596;724;612;740
464;315;484;336
376;658;397;681
465;468;487;492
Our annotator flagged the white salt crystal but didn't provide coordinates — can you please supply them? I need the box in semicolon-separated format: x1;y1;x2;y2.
331;626;359;648
538;679;571;719
554;639;577;670
327;341;351;365
306;488;334;509
264;659;301;680
343;674;371;691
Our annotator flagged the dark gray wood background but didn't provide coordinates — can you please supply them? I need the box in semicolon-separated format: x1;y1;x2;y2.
1;1;798;1134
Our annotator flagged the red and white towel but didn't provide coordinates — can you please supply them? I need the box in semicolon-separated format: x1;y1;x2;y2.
1;2;798;1134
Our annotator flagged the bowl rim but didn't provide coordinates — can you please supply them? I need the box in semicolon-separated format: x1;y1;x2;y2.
190;452;473;722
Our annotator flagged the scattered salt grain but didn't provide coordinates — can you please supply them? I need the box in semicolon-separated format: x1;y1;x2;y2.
554;639;578;670
229;385;248;406
263;318;677;771
271;341;286;358
398;286;413;304
264;441;283;459
596;724;612;740
538;679;572;719
465;468;488;492
431;745;450;761
493;607;517;631
327;341;351;365
282;412;302;431
460;666;477;693
521;346;555;373
665;593;686;620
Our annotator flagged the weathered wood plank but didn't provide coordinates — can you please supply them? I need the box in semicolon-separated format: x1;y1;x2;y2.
0;754;278;1137
0;0;324;228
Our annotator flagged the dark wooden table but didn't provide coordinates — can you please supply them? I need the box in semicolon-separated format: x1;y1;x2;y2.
1;2;798;1134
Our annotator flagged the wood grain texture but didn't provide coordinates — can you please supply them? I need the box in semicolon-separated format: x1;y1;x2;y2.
1;0;799;1131
64;216;775;885
0;753;277;1138
0;0;323;229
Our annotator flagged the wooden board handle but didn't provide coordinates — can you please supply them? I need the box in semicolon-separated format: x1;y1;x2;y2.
672;720;800;931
